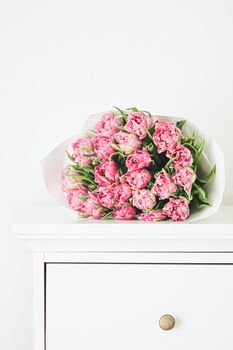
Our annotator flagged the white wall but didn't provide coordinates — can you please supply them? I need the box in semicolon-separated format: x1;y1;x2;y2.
1;0;233;349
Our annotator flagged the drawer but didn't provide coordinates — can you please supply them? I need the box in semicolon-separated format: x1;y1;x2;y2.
46;263;233;350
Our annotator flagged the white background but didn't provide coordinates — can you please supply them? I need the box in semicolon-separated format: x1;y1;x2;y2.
0;0;233;349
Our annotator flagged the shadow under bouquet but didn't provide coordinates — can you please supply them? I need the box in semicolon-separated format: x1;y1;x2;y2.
58;107;223;222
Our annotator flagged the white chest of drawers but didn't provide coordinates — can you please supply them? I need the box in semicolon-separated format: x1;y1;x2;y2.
14;204;233;350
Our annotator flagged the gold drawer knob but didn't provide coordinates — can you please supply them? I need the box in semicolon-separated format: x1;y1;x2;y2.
159;314;175;331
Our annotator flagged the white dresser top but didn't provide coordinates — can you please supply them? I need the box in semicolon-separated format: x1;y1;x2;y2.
13;203;233;252
13;203;233;235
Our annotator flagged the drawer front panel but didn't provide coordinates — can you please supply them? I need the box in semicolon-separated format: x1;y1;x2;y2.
46;264;233;350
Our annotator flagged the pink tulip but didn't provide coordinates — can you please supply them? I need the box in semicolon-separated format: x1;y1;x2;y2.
126;149;152;172
72;137;94;166
173;167;196;196
96;112;121;137
62;166;81;192
78;197;105;219
153;119;182;153
114;131;142;154
93;136;114;159
152;169;177;199
132;189;156;210
125;112;156;139
138;210;166;221
94;160;119;185
113;205;136;220
114;183;132;207
95;186;115;209
167;144;193;169
162;198;189;221
123;168;152;189
67;186;88;211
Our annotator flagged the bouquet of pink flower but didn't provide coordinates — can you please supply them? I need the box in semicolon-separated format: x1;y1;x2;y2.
60;107;219;221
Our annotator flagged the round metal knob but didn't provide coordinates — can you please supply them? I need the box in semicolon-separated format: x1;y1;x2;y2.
159;314;175;331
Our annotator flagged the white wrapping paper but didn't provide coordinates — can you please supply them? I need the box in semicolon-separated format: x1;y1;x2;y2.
41;112;225;222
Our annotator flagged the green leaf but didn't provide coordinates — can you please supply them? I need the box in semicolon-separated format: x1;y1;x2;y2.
83;153;95;157
88;129;97;134
68;168;89;176
195;139;205;164
81;166;94;174
195;196;211;208
144;142;155;152
193;183;207;200
198;165;216;184
172;186;193;202
183;143;198;159
77;176;95;184
80;146;93;151
101;211;114;220
146;128;153;140
88;183;97;190
192;183;211;206
92;158;101;165
70;164;80;171
164;157;176;173
141;110;152;117
113;106;127;121
69;164;94;175
173;187;182;197
109;152;120;160
181;133;195;145
79;194;89;201
126;107;139;112
176;120;186;131
111;143;122;152
67;174;96;185
66;151;76;163
85;129;97;138
179;194;193;203
113;106;127;114
154;199;168;210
